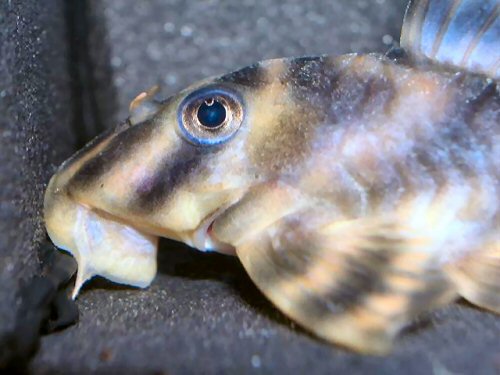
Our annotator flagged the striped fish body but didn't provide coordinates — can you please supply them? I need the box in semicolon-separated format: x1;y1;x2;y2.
44;0;499;354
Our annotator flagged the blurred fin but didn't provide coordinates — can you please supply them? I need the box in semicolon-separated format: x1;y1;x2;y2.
401;0;500;79
447;239;500;313
236;218;457;354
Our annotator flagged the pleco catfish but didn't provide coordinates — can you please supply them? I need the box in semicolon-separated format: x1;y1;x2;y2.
44;0;499;354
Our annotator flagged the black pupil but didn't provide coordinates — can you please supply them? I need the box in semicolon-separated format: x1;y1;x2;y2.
197;99;226;128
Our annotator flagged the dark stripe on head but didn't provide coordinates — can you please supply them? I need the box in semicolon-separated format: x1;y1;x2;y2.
282;56;397;125
281;56;326;87
57;121;125;173
67;119;156;190
281;56;340;114
130;142;210;213
217;62;270;88
334;59;396;123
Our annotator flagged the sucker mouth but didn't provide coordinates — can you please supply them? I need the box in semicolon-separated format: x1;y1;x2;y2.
75;202;236;256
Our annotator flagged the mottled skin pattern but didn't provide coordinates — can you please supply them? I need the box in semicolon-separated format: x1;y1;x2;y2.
44;53;499;353
44;0;499;355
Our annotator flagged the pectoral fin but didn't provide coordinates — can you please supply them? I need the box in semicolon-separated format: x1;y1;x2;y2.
235;218;457;354
447;239;500;314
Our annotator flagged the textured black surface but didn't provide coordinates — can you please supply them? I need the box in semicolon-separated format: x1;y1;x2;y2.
0;0;75;368
32;244;500;374
1;0;499;373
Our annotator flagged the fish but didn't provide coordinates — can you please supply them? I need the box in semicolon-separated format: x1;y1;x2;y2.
44;0;499;354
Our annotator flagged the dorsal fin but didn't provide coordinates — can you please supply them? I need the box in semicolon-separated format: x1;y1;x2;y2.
401;0;500;79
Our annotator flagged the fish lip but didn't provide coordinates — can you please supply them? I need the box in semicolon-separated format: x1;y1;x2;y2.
75;202;236;255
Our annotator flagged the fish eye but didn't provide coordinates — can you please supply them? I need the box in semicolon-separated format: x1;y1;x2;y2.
197;98;226;128
177;87;244;146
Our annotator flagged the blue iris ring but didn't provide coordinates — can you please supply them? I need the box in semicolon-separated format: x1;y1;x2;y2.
177;86;244;146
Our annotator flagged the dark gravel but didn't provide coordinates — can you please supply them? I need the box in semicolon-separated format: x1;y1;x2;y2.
1;0;499;373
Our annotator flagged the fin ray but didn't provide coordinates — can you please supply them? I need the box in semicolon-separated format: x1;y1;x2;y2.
401;0;500;79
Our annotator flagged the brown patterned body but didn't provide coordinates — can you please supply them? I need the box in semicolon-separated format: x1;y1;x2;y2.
208;54;499;254
53;54;499;225
44;0;500;354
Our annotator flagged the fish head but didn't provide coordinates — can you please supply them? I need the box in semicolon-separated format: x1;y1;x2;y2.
44;57;315;293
